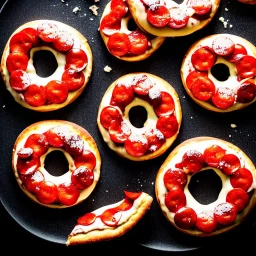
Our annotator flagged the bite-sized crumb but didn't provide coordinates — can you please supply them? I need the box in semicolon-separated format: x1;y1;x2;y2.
104;65;112;72
89;5;99;16
231;124;237;128
73;7;81;14
229;135;232;137
219;16;232;29
3;105;5;108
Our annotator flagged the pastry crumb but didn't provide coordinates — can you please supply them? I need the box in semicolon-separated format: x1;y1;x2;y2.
73;7;81;14
104;65;112;72
89;5;99;16
230;124;237;128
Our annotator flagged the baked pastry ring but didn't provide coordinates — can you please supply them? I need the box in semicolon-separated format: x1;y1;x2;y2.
99;0;165;61
1;20;93;112
155;136;256;236
181;33;256;112
12;120;101;208
66;191;153;245
97;72;182;161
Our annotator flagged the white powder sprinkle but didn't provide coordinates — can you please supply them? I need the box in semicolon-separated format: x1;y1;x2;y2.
3;105;5;108
121;122;131;135
225;8;229;11
89;5;99;16
128;133;148;145
56;30;74;46
73;7;81;14
148;86;161;100
104;65;112;72
21;73;30;87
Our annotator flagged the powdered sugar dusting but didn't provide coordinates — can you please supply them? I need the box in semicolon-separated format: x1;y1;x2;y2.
169;7;188;22
66;135;84;151
128;133;148;145
148;86;161;100
212;36;234;55
214;203;233;215
21;73;30;87
121;122;131;135
56;30;74;46
218;87;234;99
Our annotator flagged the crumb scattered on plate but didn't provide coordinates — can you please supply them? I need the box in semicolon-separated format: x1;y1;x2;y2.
89;5;99;16
104;65;112;72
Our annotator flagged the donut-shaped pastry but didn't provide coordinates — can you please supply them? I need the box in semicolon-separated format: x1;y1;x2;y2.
97;72;182;161
99;0;165;61
12;120;101;208
180;34;256;112
155;137;256;236
0;20;93;112
126;0;220;37
66;191;153;245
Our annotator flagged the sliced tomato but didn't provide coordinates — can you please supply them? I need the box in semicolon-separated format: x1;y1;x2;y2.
191;47;216;71
9;31;33;54
71;166;94;190
190;0;212;15
100;12;121;36
100;106;122;129
77;212;97;226
196;211;217;233
24;84;47;107
109;120;131;143
181;149;204;174
230;167;253;191
219;153;241;175
23;170;45;193
163;168;187;191
58;182;80;206
9;70;30;91
6;52;29;73
65;48;88;71
74;149;97;171
101;208;120;227
168;7;189;29
110;0;128;18
174;206;197;229
44;126;66;148
37;22;58;42
213;202;237;226
185;70;208;90
203;144;226;167
211;87;235;109
236;55;256;78
226;188;249;212
212;36;235;56
107;32;131;56
236;80;256;103
16;154;40;175
144;128;165;152
61;69;85;91
53;30;74;52
45;80;68;104
130;74;153;96
117;197;133;211
128;31;149;55
191;76;215;101
111;83;134;107
156;114;179;138
21;27;39;46
34;181;58;204
147;5;170;28
165;188;186;213
124;191;142;200
24;133;49;157
65;134;84;155
153;91;175;116
124;133;148;157
225;44;247;63
17;147;33;158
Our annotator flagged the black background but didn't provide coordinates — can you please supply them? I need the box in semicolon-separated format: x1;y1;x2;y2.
0;0;255;255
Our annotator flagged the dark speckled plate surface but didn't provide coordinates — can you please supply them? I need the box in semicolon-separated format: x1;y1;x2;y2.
0;0;255;252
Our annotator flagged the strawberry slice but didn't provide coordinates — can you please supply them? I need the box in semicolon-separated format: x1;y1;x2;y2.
163;168;187;190
71;166;94;189
45;80;68;104
107;32;131;56
9;70;30;91
191;47;216;71
236;80;256;103
211;87;235;110
203;144;226;168
34;180;58;204
128;31;150;55
44;126;66;148
124;191;142;200
62;69;85;91
110;0;128;18
225;44;247;63
9;31;33;54
130;74;153;96
101;208;120;227
100;106;122;129
17;147;33;158
53;30;74;52
219;153;241;175
196;211;217;233
100;12;121;36
230;167;253;191
236;55;256;78
74;150;97;171
190;0;212;15
191;76;215;101
168;7;189;29
174;206;197;229
186;70;208;90
77;212;97;226
21;27;39;46
65;48;88;71
124;133;148;157
226;188;249;212
65;134;84;155
212;36;235;56
109;120;131;143
37;22;58;42
24;84;47;107
153;91;175;116
181;149;204;174
6;52;29;73
24;133;49;157
111;83;134;108
144;128;165;152
117;197;134;211
156;114;179;138
147;5;170;28
214;202;237;226
58;182;80;206
23;170;45;193
16;154;40;175
165;187;186;213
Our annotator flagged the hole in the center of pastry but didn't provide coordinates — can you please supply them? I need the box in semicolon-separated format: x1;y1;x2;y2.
129;106;147;128
127;18;137;31
188;169;222;205
44;151;69;177
210;63;230;81
33;50;58;77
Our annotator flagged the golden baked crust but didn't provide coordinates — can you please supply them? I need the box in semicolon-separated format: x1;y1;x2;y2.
99;2;165;62
180;34;256;112
97;72;182;161
12;120;101;209
66;192;153;245
155;136;256;236
1;20;93;112
126;0;220;37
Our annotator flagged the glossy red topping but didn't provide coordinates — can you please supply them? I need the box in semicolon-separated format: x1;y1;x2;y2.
168;7;189;29
144;128;165;152
230;167;253;191
226;188;249;212
156;114;179;138
53;31;74;52
17;154;40;175
9;70;31;91
165;188;186;213
65;49;88;71
236;80;256;103
191;47;216;71
163;168;187;190
71;166;94;190
109;120;131;143
37;22;58;42
203;144;226;167
24;84;47;107
34;181;58;204
185;70;208;90
111;83;134;107
124;191;142;200
195;211;217;233
181;150;205;174
174;206;197;229
219;153;241;175
236;55;256;78
9;31;34;54
22;170;45;193
100;106;122;129
147;5;170;28
57;182;80;206
62;69;85;91
211;87;235;110
6;52;29;73
74;150;97;171
191;76;215;101
65;134;84;155
128;31;150;55
100;13;121;36
212;36;235;56
17;147;33;158
131;74;153;95
190;0;212;15
225;44;247;63
153;91;175;116
213;202;237;226
24;134;49;157
107;32;131;57
44;126;66;148
78;212;97;226
110;0;128;18
45;80;68;104
124;133;148;157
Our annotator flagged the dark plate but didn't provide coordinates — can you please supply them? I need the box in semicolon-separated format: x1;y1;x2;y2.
0;0;255;252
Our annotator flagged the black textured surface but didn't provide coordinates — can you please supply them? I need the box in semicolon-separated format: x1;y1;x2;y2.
0;0;255;254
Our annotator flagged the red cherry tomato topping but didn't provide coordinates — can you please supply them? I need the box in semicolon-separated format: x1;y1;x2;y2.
191;76;215;101
58;182;80;206
165;188;186;213
107;32;131;56
65;134;84;155
236;80;256;103
65;49;88;71
230;167;253;191
130;74;153;96
44;126;66;148
211;87;235;109
110;0;128;18
225;44;247;63
100;12;121;36
16;154;40;175
23;170;45;193
147;5;170;28
190;0;212;15
9;70;30;91
74;150;96;171
100;106;122;129
203;144;226;168
109;120;131;143
212;36;235;56
128;31;150;55
24;84;47;107
45;80;69;104
182;150;204;174
34;181;58;204
168;7;189;29
37;22;58;42
153;91;175;116
191;47;216;71
77;212;97;226
111;83;134;107
156;114;179;138
174;207;197;230
124;133;148;157
17;147;33;158
185;70;208;90
163;168;187;190
195;211;217;233
6;52;29;73
53;30;74;52
214;202;237;226
219;153;241;175
71;166;94;190
226;188;249;212
124;191;142;200
21;27;39;46
101;208;120;227
9;31;33;54
236;55;256;78
24;133;49;157
144;128;165;152
62;69;85;91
